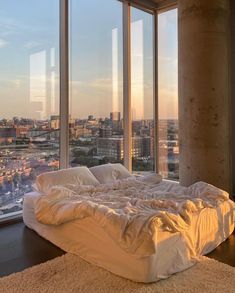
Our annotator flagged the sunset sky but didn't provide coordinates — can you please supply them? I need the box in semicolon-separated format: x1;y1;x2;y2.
0;0;177;120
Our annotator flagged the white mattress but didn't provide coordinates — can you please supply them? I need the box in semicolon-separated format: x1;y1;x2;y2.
23;181;235;283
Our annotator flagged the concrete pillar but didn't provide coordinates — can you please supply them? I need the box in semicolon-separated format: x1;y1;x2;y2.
178;0;231;192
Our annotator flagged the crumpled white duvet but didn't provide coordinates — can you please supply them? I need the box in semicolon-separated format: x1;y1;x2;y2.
34;175;230;256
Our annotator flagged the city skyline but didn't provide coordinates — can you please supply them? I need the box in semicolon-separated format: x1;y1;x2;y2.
0;113;179;216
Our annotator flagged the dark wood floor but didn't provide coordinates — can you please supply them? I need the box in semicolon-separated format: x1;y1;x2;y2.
0;221;234;278
0;221;64;277
207;230;235;266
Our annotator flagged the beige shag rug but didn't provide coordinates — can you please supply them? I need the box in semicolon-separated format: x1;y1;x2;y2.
1;254;235;293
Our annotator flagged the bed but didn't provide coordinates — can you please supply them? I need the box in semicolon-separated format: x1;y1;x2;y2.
23;164;235;283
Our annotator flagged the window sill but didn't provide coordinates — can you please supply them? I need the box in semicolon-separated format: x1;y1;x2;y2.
0;211;23;226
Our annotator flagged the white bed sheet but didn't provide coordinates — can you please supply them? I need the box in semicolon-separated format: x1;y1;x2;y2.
23;181;235;283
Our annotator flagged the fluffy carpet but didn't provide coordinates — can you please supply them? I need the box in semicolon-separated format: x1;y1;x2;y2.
1;254;235;293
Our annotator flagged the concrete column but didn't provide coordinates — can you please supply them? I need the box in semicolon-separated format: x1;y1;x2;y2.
178;0;231;192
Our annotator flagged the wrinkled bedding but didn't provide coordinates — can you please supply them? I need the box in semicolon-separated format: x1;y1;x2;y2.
34;174;232;256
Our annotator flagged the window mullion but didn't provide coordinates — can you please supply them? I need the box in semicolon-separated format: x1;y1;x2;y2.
59;0;69;169
153;12;159;174
123;1;132;172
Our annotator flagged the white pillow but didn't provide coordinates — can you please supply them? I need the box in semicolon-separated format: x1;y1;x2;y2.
89;163;132;184
112;163;132;179
36;166;100;194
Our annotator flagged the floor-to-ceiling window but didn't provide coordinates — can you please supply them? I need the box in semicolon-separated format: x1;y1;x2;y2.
0;0;178;220
69;0;123;167
158;8;178;180
131;7;154;173
0;0;60;218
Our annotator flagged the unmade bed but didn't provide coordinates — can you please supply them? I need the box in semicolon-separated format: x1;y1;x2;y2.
23;168;235;283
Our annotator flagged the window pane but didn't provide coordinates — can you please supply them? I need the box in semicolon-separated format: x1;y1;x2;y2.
131;7;154;173
69;0;123;167
0;0;60;219
158;9;179;180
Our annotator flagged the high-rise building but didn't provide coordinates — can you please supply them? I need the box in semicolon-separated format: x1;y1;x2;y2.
99;126;112;138
50;115;60;129
97;136;123;161
110;112;121;122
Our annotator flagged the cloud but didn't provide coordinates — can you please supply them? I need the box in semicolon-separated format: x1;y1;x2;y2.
0;38;8;48
70;80;86;87
90;78;113;90
0;14;45;39
71;78;118;91
24;41;42;49
0;17;24;36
